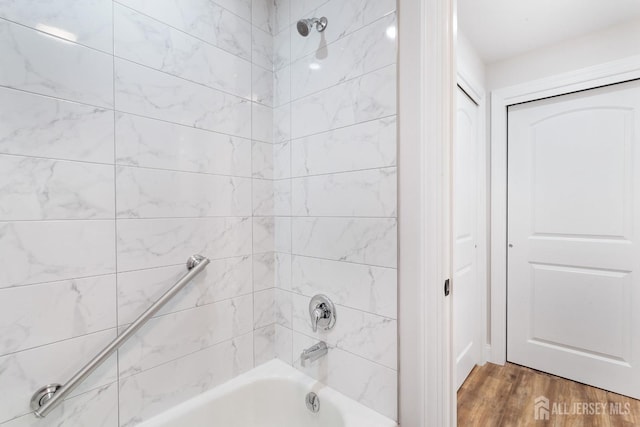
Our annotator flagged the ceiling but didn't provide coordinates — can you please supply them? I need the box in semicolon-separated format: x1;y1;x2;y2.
457;0;640;63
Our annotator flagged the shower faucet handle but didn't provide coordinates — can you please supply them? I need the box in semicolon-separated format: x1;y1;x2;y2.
309;295;336;332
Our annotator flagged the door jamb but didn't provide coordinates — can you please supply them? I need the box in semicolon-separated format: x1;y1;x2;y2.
489;54;640;364
398;0;455;425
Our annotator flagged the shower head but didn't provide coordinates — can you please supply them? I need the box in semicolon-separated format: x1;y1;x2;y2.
296;17;328;37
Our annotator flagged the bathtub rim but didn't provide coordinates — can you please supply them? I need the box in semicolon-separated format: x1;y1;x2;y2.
138;358;397;427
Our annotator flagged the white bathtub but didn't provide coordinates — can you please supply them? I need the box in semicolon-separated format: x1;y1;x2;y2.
138;359;397;427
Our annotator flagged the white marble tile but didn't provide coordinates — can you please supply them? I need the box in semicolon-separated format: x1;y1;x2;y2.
252;178;274;216
291;65;396;139
251;0;273;34
116;166;252;218
115;113;251;177
292;217;396;268
252;0;288;36
273;103;291;143
215;0;252;21
291;116;396;176
253;323;275;365
118;295;252;377
252;65;273;106
251;26;273;70
289;0;329;21
116;217;251;271
273;65;291;107
274;324;293;364
0;383;118;427
116;0;251;60
0;88;114;164
252;141;274;179
254;315;292;365
0;155;114;221
253;217;275;254
292;255;397;318
253;251;290;291
273;180;292;216
253;288;275;328
0;220;116;289
0;20;113;107
290;0;396;62
117;255;252;325
115;59;251;138
118;333;253;427
292;293;396;369
0;0;113;53
253;252;275;291
0;275;115;355
293;332;397;420
291;167;396;217
251;102;273;143
274;252;292;290
252;179;291;216
0;331;118;424
272;0;291;35
275;289;292;327
114;5;251;98
274;217;292;253
253;217;291;254
291;13;396;100
273;26;291;70
273;141;291;179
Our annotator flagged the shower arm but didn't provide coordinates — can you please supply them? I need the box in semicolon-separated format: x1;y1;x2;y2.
29;254;211;418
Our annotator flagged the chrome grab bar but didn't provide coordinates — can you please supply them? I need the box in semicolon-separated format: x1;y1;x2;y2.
30;254;211;418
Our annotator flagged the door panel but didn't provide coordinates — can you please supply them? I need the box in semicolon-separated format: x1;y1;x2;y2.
507;80;640;398
531;108;631;238
454;87;480;389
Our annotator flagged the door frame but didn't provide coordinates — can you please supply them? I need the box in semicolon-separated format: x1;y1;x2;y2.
489;54;640;364
398;0;455;425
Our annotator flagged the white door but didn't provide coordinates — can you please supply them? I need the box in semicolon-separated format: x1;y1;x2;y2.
507;80;640;398
454;87;481;389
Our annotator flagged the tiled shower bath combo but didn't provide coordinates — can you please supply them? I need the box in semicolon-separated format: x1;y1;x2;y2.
0;0;397;425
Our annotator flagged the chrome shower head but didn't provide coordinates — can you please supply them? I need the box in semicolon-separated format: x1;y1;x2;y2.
296;17;328;37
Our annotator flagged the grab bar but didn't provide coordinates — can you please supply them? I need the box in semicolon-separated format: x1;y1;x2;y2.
29;254;210;418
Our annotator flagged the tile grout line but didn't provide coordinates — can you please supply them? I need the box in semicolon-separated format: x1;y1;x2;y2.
1;291;256;360
117;330;255;384
0;80;396;148
289;327;398;373
283;288;398;320
288;0;294;367
250;6;256;368
0;254;254;291
112;0;121;423
112;1;253;62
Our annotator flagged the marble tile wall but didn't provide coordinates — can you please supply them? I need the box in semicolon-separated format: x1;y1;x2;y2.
256;0;399;420
0;1;272;425
0;0;398;424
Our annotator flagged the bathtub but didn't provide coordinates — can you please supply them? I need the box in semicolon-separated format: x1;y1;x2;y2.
138;359;397;427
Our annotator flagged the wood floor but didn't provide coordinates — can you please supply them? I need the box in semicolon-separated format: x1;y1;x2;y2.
457;363;640;426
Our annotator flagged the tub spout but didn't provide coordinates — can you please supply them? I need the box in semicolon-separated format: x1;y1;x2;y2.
300;341;328;366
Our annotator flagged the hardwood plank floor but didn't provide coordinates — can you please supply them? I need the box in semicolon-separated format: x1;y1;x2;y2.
458;363;640;426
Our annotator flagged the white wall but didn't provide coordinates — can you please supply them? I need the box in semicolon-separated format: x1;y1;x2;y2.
487;17;640;90
0;1;274;425
263;0;399;420
457;31;486;96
